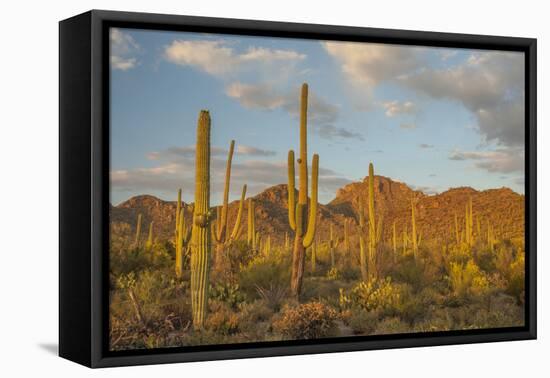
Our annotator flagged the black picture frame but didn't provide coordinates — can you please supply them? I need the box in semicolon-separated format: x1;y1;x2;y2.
59;9;537;368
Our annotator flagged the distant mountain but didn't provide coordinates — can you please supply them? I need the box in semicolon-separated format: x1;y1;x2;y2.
110;176;525;246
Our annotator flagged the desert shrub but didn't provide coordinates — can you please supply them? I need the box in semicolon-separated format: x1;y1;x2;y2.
506;251;525;303
205;301;240;335
475;247;496;273
209;283;246;310
391;255;426;291
339;278;403;314
342;309;380;335
273;302;338;339
448;259;490;299
238;257;290;299
236;301;274;339
326;267;341;280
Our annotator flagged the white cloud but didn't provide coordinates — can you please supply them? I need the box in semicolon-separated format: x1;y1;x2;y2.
401;51;525;147
226;82;362;141
449;147;524;173
164;40;305;77
110;28;140;71
111;151;349;204
322;41;422;89
236;145;276;156
381;100;416;117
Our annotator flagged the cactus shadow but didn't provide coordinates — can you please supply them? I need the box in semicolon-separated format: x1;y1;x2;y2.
38;343;58;355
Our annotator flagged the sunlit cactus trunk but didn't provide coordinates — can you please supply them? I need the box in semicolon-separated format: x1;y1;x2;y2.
190;110;212;330
310;238;317;273
464;197;474;249
175;189;191;278
358;196;368;281
367;163;380;280
133;213;142;248
213;140;246;271
411;196;418;259
287;83;319;299
247;198;256;250
146;221;154;250
454;213;460;245
329;224;336;268
392;220;397;260
344;219;350;255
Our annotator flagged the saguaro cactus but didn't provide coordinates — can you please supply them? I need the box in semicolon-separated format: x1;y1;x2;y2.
133;213;142;248
175;189;191;277
357;196;368;281
464;197;474;248
146;221;154;250
247;198;256;249
287;83;319;298
212;141;246;270
366;162;381;280
411;196;419;258
392;220;397;257
329;224;336;268
190;110;212;330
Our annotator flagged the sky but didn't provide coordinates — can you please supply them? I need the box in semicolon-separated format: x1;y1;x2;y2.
109;27;525;206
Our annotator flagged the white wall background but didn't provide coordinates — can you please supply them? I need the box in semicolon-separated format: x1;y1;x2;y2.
0;0;546;376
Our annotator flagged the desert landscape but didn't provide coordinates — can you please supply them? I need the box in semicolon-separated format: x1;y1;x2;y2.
109;84;525;351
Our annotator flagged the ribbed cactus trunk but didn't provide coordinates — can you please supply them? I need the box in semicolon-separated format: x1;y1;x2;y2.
146;221;154;250
287;83;319;299
329;224;336;268
213;140;246;271
392;220;397;259
190;110;211;330
367;163;378;280
464;197;474;248
134;213;142;248
175;189;191;278
411;196;418;259
358;196;368;281
247;198;255;250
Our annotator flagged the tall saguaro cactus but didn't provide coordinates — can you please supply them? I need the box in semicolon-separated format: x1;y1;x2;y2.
358;196;368;281
247;198;256;249
464;197;474;248
411;195;419;258
133;213;142;248
329;224;336;268
392;220;397;258
287;83;319;298
146;221;154;250
175;189;191;277
366;162;381;280
190;110;212;330
213;140;246;270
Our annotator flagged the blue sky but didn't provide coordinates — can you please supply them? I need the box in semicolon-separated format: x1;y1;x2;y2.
109;28;525;206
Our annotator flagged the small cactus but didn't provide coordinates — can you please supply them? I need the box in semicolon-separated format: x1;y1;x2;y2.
410;195;419;258
175;189;191;277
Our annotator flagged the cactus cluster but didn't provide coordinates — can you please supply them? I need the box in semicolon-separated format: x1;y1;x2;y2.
287;83;319;298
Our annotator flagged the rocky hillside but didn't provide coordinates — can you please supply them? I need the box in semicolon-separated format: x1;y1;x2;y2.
110;176;525;246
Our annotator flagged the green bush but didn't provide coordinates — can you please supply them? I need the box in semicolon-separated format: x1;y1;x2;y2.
339;277;403;314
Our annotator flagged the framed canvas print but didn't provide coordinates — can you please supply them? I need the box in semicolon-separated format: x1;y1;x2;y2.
59;10;537;368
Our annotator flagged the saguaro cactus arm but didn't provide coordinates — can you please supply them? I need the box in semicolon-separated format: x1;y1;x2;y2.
302;153;319;248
